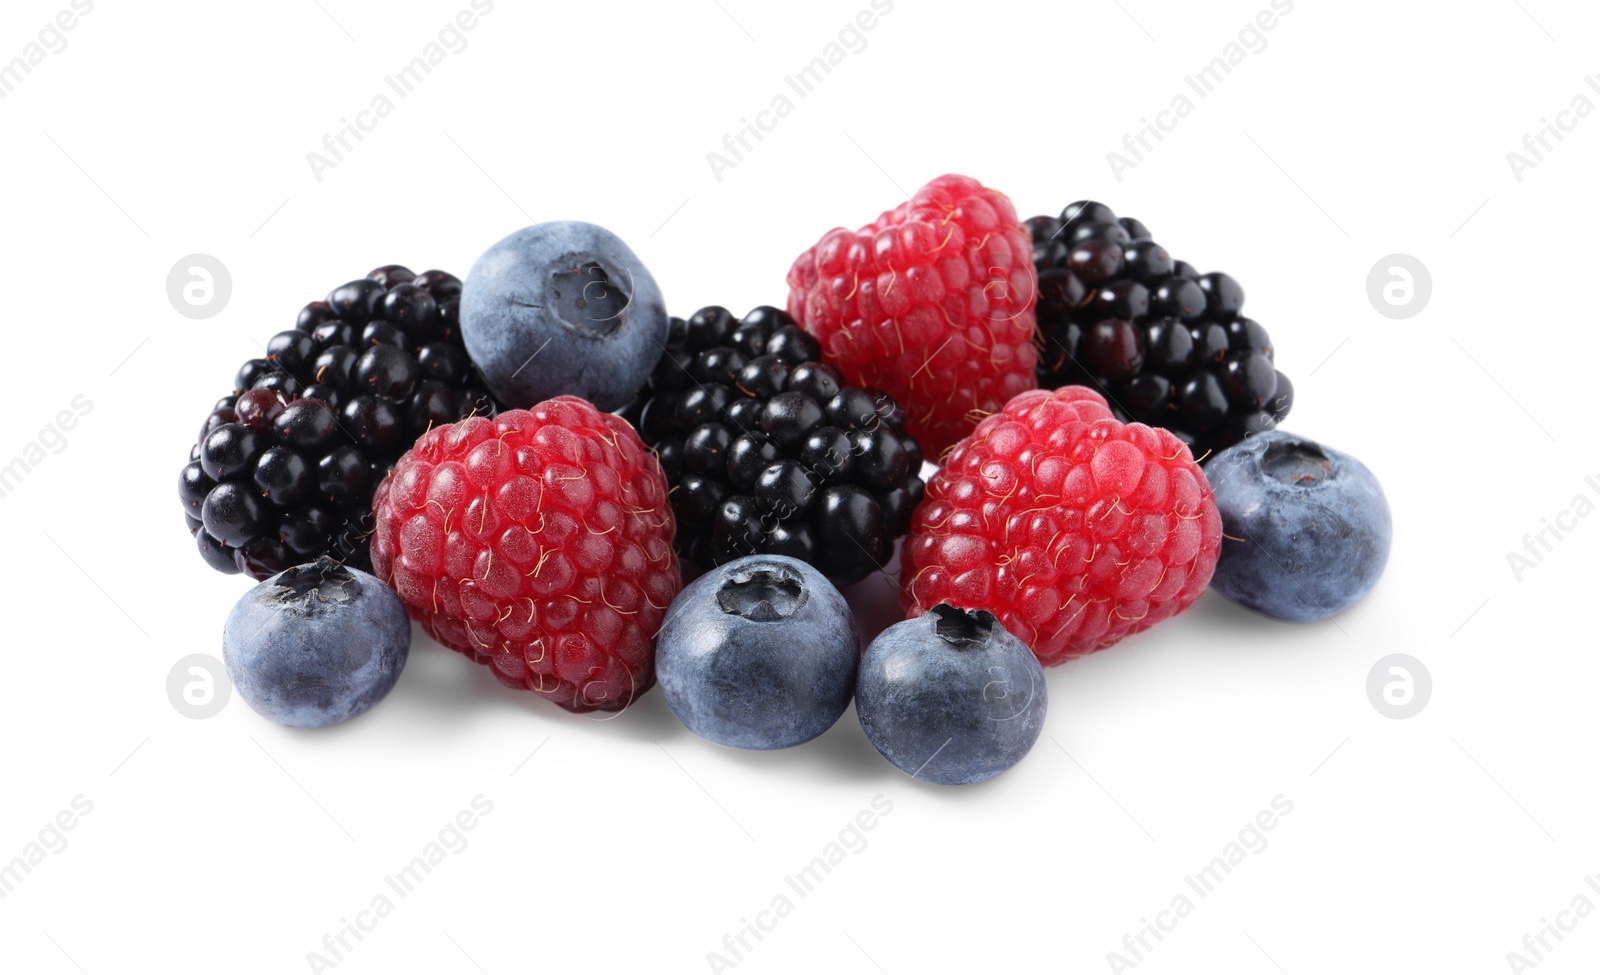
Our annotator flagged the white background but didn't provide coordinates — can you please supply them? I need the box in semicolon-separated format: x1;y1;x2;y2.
1;1;1595;972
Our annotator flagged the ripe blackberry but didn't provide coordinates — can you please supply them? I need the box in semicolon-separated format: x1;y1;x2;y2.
1026;202;1293;460
181;266;500;579
619;305;926;585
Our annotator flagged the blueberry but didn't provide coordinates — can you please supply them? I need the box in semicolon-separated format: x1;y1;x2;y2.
222;557;410;727
855;605;1047;785
655;555;859;749
1206;431;1391;622
460;221;669;411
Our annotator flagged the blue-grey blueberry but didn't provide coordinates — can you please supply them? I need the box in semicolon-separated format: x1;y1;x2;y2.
1206;430;1391;622
655;555;858;749
855;605;1047;786
223;557;410;728
460;221;668;411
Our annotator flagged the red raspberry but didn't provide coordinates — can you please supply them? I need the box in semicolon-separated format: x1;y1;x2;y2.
370;397;681;712
786;173;1038;458
900;386;1221;664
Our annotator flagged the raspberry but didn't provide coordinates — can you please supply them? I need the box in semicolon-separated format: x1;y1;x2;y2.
786;174;1039;458
370;398;682;712
899;386;1222;664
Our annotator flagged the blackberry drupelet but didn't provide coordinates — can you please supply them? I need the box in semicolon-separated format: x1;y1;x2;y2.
181;266;500;579
619;305;926;585
1026;201;1293;460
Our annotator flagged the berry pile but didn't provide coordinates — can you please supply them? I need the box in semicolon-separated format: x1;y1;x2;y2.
179;266;497;578
183;208;1388;787
1026;201;1292;459
622;305;926;585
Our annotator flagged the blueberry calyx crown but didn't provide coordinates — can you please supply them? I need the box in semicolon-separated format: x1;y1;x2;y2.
930;604;997;649
268;555;358;605
1261;438;1334;487
717;562;808;622
548;261;628;336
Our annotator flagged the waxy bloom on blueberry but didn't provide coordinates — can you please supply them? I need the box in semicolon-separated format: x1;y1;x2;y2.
223;557;410;728
461;221;669;412
656;555;858;749
856;605;1047;785
1206;431;1390;622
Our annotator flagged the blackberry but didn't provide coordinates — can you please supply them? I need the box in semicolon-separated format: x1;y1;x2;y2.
1026;202;1293;460
181;266;498;579
619;305;925;585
